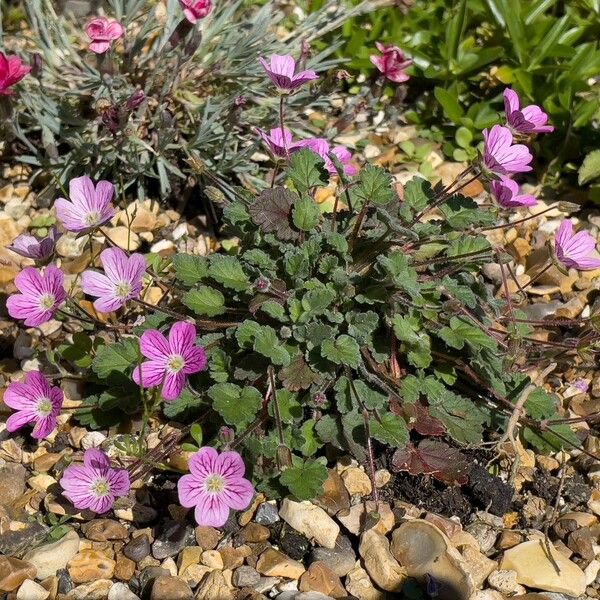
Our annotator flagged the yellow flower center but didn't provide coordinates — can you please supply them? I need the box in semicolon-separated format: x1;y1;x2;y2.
36;398;53;417
114;281;132;299
167;355;185;373
85;211;101;226
39;293;55;310
91;478;111;497
204;474;225;494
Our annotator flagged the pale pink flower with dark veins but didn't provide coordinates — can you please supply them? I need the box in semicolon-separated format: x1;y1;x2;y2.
482;125;533;176
55;176;116;232
60;448;130;514
504;88;554;135
0;52;31;95
6;265;67;327
81;248;146;313
554;219;600;271
8;226;61;261
369;42;412;83
178;447;254;527
490;178;537;209
259;54;318;92
179;0;212;23
132;321;208;401
85;17;125;54
296;137;357;176
256;127;299;158
4;371;63;439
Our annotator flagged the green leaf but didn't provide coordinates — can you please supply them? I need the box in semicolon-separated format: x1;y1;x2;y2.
292;195;321;231
235;320;262;348
172;254;208;286
524;388;558;420
346;311;379;344
447;236;491;257
403;177;432;212
392;315;432;368
288;148;329;191
370;413;409;447
208;255;250;292
163;389;204;420
254;325;291;366
190;423;203;446
353;165;395;206
295;420;320;456
523;420;581;453
439;316;497;351
280;458;328;500
260;300;288;322
579;150;600;185
183;286;226;317
429;392;485;444
93;338;139;380
208;383;262;429
434;87;464;122
321;335;361;368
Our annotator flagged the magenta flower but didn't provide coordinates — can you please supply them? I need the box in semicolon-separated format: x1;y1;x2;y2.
178;447;254;527
256;127;299;158
482;125;533;176
504;88;554;135
8;226;61;261
572;379;589;393
81;248;146;313
490;178;537;209
55;176;116;232
259;54;318;92
0;52;31;96
85;17;124;54
369;42;412;83
133;321;208;401
4;371;63;439
7;266;67;327
296;138;357;176
554;219;600;271
179;0;212;23
60;448;130;514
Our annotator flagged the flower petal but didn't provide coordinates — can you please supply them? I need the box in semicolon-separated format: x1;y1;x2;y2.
6;410;36;432
132;360;166;388
84;448;111;470
217;451;246;479
162;371;186;401
189;447;219;478
168;321;197;355
139;329;170;361
178;474;202;508
222;478;254;511
194;493;230;527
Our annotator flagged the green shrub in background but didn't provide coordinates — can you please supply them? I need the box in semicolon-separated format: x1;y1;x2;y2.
307;0;600;197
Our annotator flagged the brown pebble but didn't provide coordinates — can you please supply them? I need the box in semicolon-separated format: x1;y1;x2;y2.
240;523;270;544
114;553;136;581
195;526;221;550
299;561;346;598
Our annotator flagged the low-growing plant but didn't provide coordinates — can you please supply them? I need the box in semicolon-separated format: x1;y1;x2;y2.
3;17;599;525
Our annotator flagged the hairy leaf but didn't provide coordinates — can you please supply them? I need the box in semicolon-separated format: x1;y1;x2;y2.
183;286;226;317
280;458;328;500
172;254;208;286
249;187;301;241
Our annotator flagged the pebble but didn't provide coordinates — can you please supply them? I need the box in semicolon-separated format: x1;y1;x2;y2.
107;226;141;251
67;550;116;583
177;546;202;575
80;431;107;450
82;519;129;542
359;529;406;592
232;565;261;588
152;520;194;560
279;528;311;561
114;554;136;581
298;561;346;598
195;526;222;550
0;557;37;592
279;499;339;549
64;579;113;599
309;535;356;577
194;569;234;600
500;539;586;596
16;578;49;600
340;467;372;497
23;530;80;580
313;470;350;515
487;569;522;595
201;550;224;570
240;522;271;543
108;582;141;600
150;575;193;600
0;462;27;514
460;545;497;588
344;563;386;600
336;500;395;536
256;548;306;579
179;564;212;587
123;535;151;562
255;502;280;525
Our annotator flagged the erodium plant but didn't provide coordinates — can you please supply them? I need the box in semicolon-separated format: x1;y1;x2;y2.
4;43;600;517
2;0;381;203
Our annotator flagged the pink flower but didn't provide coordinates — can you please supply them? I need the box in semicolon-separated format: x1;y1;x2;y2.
256;127;299;158
7;266;67;327
259;54;318;92
178;447;254;527
133;321;208;401
572;379;589;393
490;178;537;209
504;88;554;135
4;371;63;439
8;226;61;261
0;52;31;95
55;176;116;232
85;17;125;54
60;448;130;514
296;137;357;176
554;219;600;271
369;42;412;83
81;248;146;313
482;125;533;176
179;0;212;23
